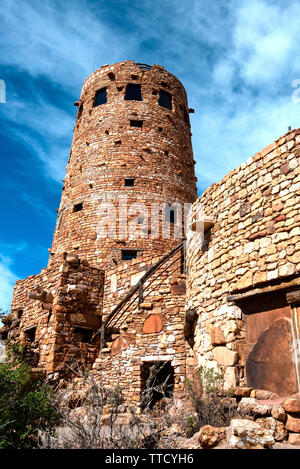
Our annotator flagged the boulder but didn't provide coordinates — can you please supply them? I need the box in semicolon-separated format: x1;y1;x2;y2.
230;387;252;398
198;425;226;448
271;405;286;422
288;433;300;445
286;414;300;433
238;398;272;417
256;417;287;442
251;389;280;400
284;398;300;414
180;432;202;449
229;418;275;449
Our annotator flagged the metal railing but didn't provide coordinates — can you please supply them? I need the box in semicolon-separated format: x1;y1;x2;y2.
94;241;185;350
136;63;152;71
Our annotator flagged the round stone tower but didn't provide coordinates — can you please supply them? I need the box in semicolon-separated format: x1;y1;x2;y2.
49;61;197;269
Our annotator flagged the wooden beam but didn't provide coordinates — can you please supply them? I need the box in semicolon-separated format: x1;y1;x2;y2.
227;276;300;303
286;289;300;305
191;216;215;232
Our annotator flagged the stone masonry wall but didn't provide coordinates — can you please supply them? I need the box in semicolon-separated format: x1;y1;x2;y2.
2;253;104;377
186;129;300;390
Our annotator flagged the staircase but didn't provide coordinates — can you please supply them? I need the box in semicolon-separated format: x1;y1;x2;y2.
94;241;185;353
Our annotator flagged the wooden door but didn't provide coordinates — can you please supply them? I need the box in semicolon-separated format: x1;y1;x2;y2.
243;291;297;397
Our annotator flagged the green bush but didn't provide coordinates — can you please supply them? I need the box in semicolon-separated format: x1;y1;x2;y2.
183;366;238;436
0;342;59;448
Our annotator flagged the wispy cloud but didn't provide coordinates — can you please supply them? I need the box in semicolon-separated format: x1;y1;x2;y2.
0;253;18;312
20;192;57;220
0;0;299;192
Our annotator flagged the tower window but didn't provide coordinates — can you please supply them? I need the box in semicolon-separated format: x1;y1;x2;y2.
122;250;138;261
165;207;176;224
94;88;107;107
124;178;135;187
125;84;143;101
158;90;172;110
73;203;83;212
130;120;143;128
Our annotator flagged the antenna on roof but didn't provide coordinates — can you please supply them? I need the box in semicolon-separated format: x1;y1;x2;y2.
93;56;96;72
288;126;292;131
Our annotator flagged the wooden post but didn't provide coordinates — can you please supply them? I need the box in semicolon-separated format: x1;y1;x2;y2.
286;290;300;393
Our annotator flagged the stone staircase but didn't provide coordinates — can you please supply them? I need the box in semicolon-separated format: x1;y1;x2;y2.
93;241;186;358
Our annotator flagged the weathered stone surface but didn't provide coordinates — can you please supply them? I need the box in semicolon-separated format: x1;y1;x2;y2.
213;347;238;366
238;398;272;416
110;336;127;356
224;367;238;390
286;414;300;433
198;425;226;448
271;405;286;422
252;389;281;401
179;432;201;450
256;417;287;442
246;318;296;397
284;398;300;414
229;418;275;449
230;387;252;397
210;326;226;346
142;315;163;334
288;433;300;445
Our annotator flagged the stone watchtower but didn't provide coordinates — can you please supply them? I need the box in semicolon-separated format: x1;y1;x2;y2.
2;62;197;397
49;61;197;269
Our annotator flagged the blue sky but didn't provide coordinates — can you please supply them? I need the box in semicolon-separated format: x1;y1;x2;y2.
0;0;300;311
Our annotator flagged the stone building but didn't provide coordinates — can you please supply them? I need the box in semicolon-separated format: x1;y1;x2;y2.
186;130;300;398
1;61;300;415
1;61;197;405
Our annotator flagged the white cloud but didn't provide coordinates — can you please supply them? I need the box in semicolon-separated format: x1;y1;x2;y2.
232;0;300;87
0;254;18;312
0;0;299;193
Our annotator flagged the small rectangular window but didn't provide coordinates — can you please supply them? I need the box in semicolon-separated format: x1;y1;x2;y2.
124;178;135;186
125;84;143;101
130;120;143;128
122;250;138;261
73;203;83;212
165;208;176;224
159;90;172;110
94;88;107;106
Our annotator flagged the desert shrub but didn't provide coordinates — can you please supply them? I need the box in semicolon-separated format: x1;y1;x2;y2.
183;366;238;436
0;342;59;448
42;364;175;449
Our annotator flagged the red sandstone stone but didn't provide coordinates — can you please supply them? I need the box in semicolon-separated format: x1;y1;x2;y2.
142;315;163;334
